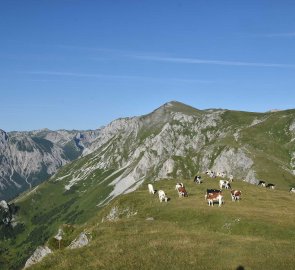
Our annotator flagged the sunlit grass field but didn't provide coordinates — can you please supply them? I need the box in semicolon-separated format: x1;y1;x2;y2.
30;175;295;270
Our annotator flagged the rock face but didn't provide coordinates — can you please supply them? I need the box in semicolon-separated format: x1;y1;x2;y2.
210;148;256;183
0;199;19;227
67;232;90;249
0;129;100;201
24;246;52;269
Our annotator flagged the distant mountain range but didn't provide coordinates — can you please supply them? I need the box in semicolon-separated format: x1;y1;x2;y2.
0;128;100;200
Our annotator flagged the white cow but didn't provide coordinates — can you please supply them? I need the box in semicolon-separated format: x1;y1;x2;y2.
290;187;295;193
229;175;234;182
148;184;155;194
158;190;168;202
216;171;226;178
205;170;216;178
219;180;231;189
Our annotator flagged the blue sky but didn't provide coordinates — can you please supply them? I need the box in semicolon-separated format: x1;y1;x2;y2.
1;0;295;131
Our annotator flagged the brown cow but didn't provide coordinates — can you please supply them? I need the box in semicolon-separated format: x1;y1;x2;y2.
205;189;223;207
177;186;188;197
231;190;241;201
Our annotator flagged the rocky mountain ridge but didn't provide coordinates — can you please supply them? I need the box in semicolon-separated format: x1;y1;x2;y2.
51;101;295;206
2;101;295;203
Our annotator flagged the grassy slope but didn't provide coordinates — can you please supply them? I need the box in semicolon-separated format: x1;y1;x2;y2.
0;152;122;270
30;176;295;270
239;111;295;189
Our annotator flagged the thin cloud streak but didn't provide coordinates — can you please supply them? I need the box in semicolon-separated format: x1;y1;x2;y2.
27;71;105;78
25;71;212;84
45;45;295;68
134;55;295;68
264;32;295;38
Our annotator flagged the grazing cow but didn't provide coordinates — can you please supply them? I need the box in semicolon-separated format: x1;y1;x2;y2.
158;190;168;202
231;190;242;201
194;175;202;184
258;181;266;187
148;184;156;194
205;189;221;200
216;171;226;178
175;182;184;190
266;183;275;189
219;180;231;189
177;186;188;197
289;188;295;193
206;189;221;194
229;175;234;182
206;170;216;178
205;190;223;207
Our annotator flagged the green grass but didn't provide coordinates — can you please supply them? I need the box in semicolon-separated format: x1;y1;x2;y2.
0;160;123;270
29;176;295;270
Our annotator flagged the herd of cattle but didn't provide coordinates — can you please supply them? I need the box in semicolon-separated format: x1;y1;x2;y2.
148;174;241;207
148;171;295;207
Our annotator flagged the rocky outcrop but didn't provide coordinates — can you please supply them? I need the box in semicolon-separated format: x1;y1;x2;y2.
0;199;19;227
24;246;52;269
67;232;90;249
211;148;255;181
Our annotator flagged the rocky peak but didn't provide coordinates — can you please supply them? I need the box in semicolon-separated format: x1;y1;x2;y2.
0;129;8;147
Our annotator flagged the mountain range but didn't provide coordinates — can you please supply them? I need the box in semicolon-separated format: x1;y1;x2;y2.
1;101;295;269
0;128;100;200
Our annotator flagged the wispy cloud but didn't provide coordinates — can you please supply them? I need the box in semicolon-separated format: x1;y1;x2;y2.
264;32;295;38
25;71;212;84
133;55;295;68
27;71;105;78
48;44;295;68
55;45;133;57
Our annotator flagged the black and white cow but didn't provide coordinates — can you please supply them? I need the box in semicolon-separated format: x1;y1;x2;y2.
266;183;275;189
258;181;266;187
219;180;231;189
194;175;202;184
